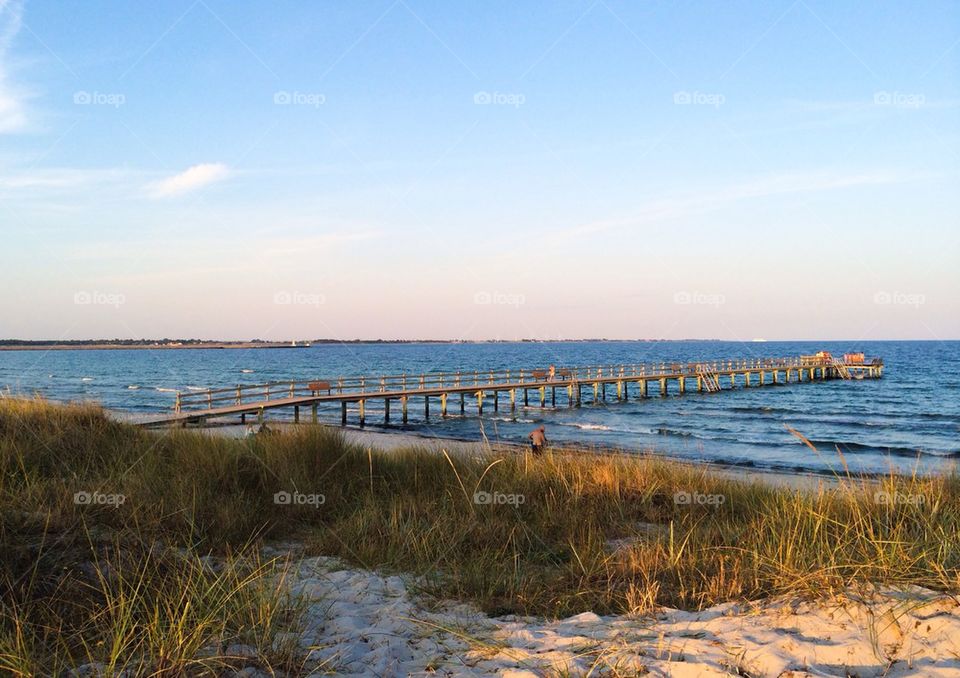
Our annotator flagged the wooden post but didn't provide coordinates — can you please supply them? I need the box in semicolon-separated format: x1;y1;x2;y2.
402;396;408;424
494;390;499;412
424;396;429;419
759;371;765;385
311;402;318;423
524;389;529;407
576;383;582;406
744;372;751;387
616;381;623;399
697;375;703;392
593;382;599;400
730;374;736;388
551;386;556;407
441;393;447;417
567;384;573;406
477;391;484;415
539;386;546;408
341;401;347;426
510;389;516;412
294;405;300;423
639;380;647;398
460;392;466;414
659;378;667;396
236;385;242;405
773;370;779;384
384;399;390;423
258;407;264;424
359;400;365;427
678;376;685;394
601;383;606;401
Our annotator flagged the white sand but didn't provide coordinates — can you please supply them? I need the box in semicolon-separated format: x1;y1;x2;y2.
252;551;960;677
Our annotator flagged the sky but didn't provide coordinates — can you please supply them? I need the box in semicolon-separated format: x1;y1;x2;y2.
0;0;958;341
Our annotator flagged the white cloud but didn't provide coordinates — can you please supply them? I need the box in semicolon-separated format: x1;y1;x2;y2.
147;162;230;198
556;170;922;241
0;0;27;134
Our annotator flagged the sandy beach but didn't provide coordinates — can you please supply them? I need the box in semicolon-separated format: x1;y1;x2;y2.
186;420;851;492
237;550;960;677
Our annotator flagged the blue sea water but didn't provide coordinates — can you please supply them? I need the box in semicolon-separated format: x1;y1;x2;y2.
1;340;957;476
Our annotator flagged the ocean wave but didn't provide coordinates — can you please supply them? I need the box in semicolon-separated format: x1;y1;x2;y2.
805;439;960;459
155;387;177;393
186;386;207;391
80;377;93;382
558;422;613;431
126;385;140;390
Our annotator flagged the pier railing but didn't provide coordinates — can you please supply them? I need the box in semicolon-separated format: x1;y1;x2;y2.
172;355;881;413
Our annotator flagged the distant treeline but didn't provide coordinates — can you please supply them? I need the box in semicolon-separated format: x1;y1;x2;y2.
0;338;700;346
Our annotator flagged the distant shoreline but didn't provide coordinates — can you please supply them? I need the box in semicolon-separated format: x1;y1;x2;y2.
0;338;706;351
0;342;313;351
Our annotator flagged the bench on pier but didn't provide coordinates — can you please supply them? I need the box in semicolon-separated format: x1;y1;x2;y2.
308;381;332;395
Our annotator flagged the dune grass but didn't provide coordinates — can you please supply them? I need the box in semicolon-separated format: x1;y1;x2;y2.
2;398;958;674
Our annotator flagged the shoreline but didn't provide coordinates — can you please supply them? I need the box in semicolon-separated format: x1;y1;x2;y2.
0;342;312;351
180;419;869;491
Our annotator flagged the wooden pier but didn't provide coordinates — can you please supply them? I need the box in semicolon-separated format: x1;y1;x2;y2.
138;354;883;428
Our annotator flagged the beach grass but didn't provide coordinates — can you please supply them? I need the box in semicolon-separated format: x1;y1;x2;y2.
2;398;958;674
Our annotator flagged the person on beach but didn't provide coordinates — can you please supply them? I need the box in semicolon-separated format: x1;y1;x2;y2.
528;425;547;455
548;365;556;380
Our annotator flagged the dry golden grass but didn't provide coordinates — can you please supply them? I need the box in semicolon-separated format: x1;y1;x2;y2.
2;397;958;674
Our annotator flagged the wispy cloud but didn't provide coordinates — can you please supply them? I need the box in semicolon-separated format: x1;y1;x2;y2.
147;162;230;198
0;0;27;133
556;170;923;241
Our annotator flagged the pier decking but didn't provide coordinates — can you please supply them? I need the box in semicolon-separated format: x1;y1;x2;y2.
138;354;883;428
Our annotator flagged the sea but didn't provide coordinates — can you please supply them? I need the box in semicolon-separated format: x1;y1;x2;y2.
1;340;957;476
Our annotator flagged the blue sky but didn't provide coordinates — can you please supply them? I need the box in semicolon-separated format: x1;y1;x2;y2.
1;0;958;340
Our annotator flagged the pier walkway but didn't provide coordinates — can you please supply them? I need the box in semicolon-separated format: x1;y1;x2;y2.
138;354;883;428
